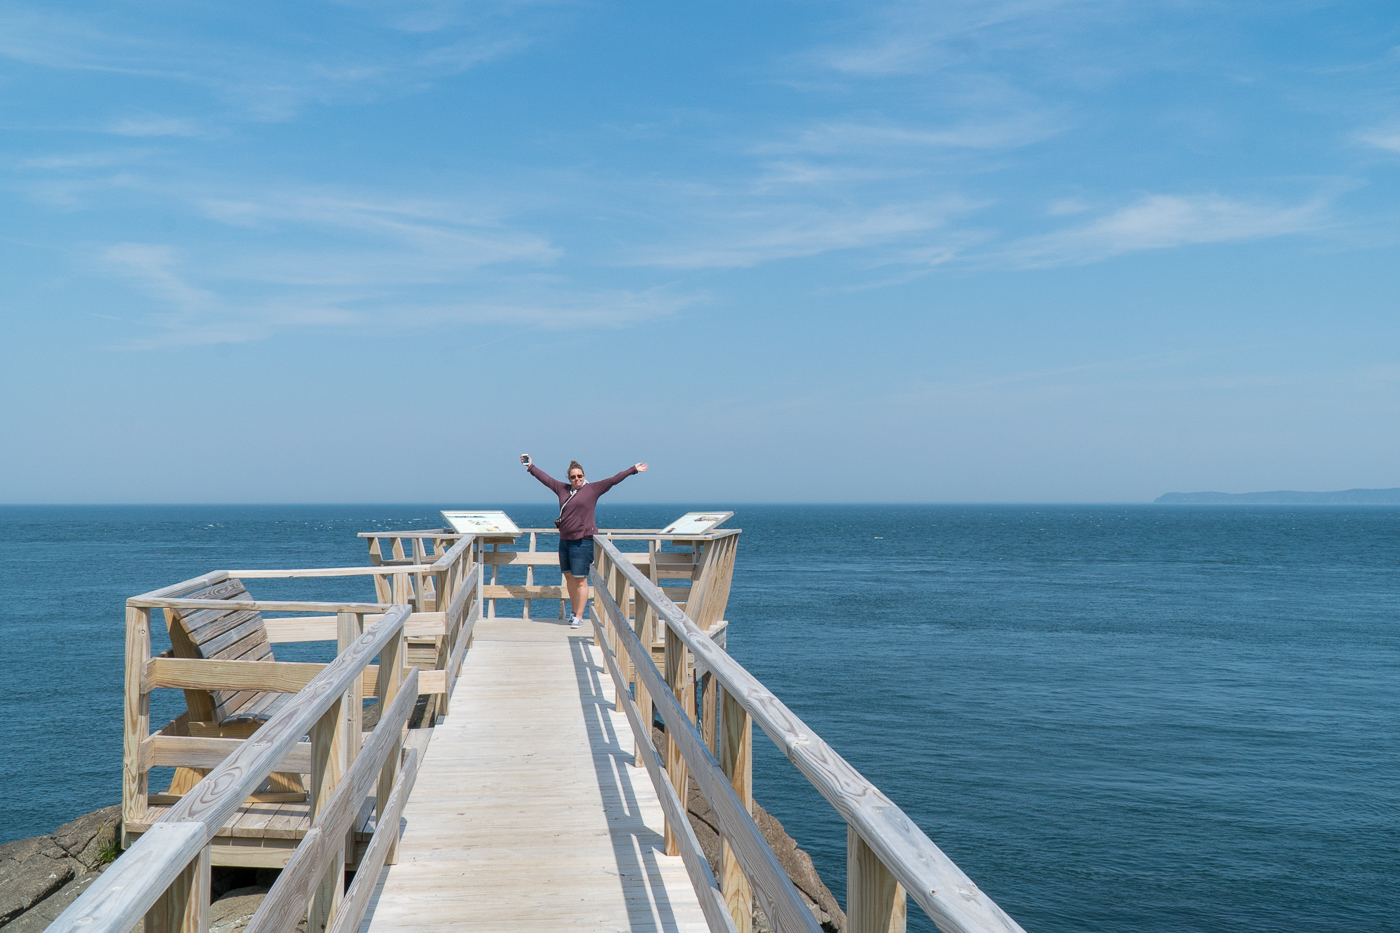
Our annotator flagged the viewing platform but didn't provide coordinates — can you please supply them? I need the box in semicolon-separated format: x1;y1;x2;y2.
50;516;1026;933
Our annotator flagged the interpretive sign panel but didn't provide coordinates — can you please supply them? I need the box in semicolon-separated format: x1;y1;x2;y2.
441;510;522;536
659;511;733;535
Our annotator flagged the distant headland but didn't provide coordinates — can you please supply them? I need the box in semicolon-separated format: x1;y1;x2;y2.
1155;488;1400;505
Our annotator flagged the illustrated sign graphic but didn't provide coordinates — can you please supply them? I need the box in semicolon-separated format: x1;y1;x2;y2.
660;512;733;535
441;510;522;536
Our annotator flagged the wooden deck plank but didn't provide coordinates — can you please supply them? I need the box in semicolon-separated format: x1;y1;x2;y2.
358;617;710;933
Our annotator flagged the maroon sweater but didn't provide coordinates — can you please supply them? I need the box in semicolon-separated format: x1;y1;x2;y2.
528;464;638;540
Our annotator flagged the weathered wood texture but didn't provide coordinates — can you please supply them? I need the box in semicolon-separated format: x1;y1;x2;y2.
356;616;710;933
245;668;421;933
66;605;414;933
590;563;821;933
594;535;1027;933
848;827;907;933
588;606;739;933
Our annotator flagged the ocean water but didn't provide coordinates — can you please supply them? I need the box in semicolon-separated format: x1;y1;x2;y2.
0;504;1395;933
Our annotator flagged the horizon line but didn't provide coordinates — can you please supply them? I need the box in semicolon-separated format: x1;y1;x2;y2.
5;500;1400;508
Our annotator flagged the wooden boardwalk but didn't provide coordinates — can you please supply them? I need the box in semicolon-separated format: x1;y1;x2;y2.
59;525;1027;933
357;616;710;933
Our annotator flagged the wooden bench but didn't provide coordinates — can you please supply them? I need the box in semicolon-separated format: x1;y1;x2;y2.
161;577;307;803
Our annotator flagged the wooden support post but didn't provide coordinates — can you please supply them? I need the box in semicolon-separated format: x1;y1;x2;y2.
847;827;907;933
368;539;391;601
613;565;632;713
123;606;152;839
337;613;364;865
432;568;448;615
144;844;210;933
633;542;657;768
308;696;346;933
524;532;535;620
376;622;405;865
702;672;718;755
489;544;498;618
663;625;690;857
719;685;753;933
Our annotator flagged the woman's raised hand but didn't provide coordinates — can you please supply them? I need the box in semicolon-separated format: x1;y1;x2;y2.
520;454;532;466
635;462;649;472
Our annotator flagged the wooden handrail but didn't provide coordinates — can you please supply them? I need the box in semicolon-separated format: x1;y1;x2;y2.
53;603;413;933
45;821;207;933
328;747;421;933
229;565;439;578
129;597;393;612
133;571;231;603
587;604;739;933
357;530;453;538
243;667;421;933
429;533;475;572
593;535;1027;933
590;563;822;933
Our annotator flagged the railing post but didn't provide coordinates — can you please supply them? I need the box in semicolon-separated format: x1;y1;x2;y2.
719;685;753;933
702;672;718;754
847;827;907;933
489;543;498;618
338;613;364;866
123;605;151;841
145;844;210;933
433;566;449;616
308;695;346;933
663;623;692;857
524;532;536;620
633;546;656;768
369;539;391;601
610;558;630;711
377;618;406;865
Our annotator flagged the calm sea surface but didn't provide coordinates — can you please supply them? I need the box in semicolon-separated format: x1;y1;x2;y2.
0;505;1396;933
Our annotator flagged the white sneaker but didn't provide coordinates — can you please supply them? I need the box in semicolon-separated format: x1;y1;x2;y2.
570;615;581;628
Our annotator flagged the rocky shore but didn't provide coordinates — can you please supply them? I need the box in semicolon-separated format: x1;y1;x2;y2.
2;781;843;933
0;808;119;933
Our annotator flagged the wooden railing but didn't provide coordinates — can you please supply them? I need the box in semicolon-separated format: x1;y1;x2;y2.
49;604;420;933
120;536;481;833
590;534;1027;933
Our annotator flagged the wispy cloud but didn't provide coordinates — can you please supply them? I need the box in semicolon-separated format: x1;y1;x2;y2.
17;150;149;170
754;114;1063;155
1000;193;1330;268
0;3;550;122
80;176;693;348
631;199;974;269
804;0;1112;77
108;116;205;137
1359;128;1400;153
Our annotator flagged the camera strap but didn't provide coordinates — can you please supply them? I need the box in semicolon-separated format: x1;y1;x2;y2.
556;486;580;526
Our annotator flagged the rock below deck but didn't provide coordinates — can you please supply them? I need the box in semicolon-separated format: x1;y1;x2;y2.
358;617;709;933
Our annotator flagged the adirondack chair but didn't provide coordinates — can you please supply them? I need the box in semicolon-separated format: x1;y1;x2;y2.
161;577;306;802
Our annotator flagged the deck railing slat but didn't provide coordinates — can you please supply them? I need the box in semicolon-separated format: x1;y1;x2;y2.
587;602;740;933
591;561;823;933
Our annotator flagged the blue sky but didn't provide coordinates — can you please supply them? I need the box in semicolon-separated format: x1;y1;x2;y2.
2;1;1398;503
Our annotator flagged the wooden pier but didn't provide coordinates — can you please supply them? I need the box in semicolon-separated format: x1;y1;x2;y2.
50;522;1028;933
359;615;709;932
